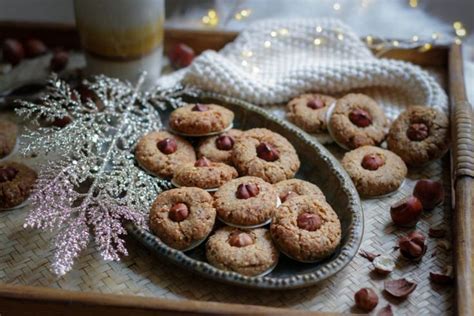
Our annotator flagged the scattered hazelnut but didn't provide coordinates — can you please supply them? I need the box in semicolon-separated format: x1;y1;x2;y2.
50;50;69;72
215;135;234;151
191;103;209;112
306;98;325;109
398;231;427;261
376;304;394;316
194;157;211;167
359;249;380;262
406;122;429;141
349;108;372;127
280;190;299;203
228;231;254;247
430;266;454;285
236;183;259;199
0;167;18;183
168;43;195;68
361;153;385;171
428;226;447;238
297;213;322;231
24;39;47;58
354;288;378;312
372;256;395;275
390;196;423;227
256;142;279;162
2;38;25;65
169;203;189;222
384;278;417;298
157;138;177;155
413;179;444;210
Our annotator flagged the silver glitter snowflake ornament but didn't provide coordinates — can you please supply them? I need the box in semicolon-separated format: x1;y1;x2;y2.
17;74;191;275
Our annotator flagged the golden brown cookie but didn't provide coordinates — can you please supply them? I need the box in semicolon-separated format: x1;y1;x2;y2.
197;129;243;165
206;226;279;276
387;106;450;167
0;119;18;159
0;161;37;210
274;179;325;204
287;93;336;133
328;93;388;149
149;187;216;250
214;176;278;227
172;157;238;190
270;195;341;262
232;128;300;183
341;146;407;197
135;131;196;178
169;103;234;136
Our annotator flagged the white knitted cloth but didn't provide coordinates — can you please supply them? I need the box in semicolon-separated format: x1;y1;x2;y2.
160;18;447;113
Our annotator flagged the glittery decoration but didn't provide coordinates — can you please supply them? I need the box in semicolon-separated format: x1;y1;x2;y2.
16;74;187;275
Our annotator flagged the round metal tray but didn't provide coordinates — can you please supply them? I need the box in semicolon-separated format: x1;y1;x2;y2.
128;92;363;289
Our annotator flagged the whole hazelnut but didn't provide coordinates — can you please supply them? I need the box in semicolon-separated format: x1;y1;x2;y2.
390;196;423;227
24;39;47;58
157;138;177;155
2;39;25;65
413;179;444;210
50;50;69;72
168;43;195;69
297;213;322;231
361;153;385;171
349;108;372;127
354;288;378;312
236;183;259;199
256;142;279;162
194;157;211;167
398;231;427;261
0;167;19;183
280;190;299;203
169;203;189;222
228;231;254;247
306;98;325;109
406;122;429;141
191;103;209;112
215;135;234;151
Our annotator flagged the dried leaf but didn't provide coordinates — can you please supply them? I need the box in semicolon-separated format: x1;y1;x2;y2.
376;304;394;316
429;227;446;238
384;278;417;298
359;249;380;262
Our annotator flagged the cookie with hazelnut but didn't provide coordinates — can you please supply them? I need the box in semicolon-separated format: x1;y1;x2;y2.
172;157;238;190
149;187;216;251
135;131;196;178
327;93;388;149
387;106;450;167
205;226;279;276
0;119;18;159
274;179;325;204
197;129;243;165
214;176;278;227
169;103;234;136
270;195;341;262
341;146;407;197
286;93;336;133
0;161;37;210
232;128;300;183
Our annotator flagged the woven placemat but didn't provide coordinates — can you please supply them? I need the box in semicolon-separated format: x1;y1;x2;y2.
0;68;453;315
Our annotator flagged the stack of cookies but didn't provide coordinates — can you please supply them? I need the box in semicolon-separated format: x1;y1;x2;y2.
136;102;342;276
0;119;37;210
287;93;450;197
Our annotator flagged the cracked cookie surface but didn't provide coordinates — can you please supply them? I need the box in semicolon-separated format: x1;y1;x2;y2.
387;105;450;167
270;195;341;262
173;160;238;189
232;128;300;184
0;161;37;210
149;187;216;250
206;226;279;276
328;93;387;149
287;93;336;133
274;179;325;204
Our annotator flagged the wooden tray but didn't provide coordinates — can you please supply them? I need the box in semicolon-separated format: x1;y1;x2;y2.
0;22;473;316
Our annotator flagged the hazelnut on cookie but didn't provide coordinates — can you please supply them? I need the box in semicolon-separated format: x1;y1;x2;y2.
0;161;37;210
197;129;243;165
328;94;388;149
387;106;450;167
